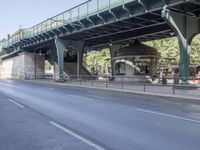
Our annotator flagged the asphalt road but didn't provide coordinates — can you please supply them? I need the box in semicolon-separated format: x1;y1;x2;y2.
0;80;200;150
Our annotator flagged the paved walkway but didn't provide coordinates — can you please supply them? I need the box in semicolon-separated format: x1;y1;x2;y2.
21;79;200;102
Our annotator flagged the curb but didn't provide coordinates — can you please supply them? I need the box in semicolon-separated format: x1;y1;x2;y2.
22;79;200;102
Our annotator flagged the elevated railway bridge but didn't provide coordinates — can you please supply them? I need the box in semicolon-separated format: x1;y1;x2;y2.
0;0;200;81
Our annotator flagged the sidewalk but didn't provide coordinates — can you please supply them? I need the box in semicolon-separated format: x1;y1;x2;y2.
23;79;200;102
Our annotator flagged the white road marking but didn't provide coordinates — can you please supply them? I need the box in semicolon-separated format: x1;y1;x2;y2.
67;94;94;101
49;121;106;150
8;99;25;108
136;108;200;123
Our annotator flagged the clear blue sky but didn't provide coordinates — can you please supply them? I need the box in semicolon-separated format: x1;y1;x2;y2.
0;0;86;39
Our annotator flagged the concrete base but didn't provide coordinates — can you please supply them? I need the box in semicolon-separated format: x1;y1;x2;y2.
0;52;45;80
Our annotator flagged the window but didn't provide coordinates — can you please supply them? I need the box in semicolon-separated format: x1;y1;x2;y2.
116;63;126;75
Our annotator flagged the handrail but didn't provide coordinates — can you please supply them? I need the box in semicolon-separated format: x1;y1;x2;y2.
0;0;169;53
0;0;131;51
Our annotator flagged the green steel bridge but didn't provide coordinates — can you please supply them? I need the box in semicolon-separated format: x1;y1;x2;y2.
0;0;200;80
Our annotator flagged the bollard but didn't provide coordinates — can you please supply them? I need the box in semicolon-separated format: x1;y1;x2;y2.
172;77;175;94
143;78;146;92
91;76;94;86
106;76;108;88
121;76;124;89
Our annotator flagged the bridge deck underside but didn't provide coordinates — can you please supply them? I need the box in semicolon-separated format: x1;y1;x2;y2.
0;0;200;58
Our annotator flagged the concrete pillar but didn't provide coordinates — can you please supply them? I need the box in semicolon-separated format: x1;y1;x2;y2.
162;9;200;82
34;53;45;79
55;38;65;80
74;42;84;78
0;52;45;80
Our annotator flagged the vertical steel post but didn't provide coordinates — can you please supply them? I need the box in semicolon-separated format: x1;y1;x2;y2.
63;13;65;25
45;21;47;32
172;76;175;94
97;0;99;13
55;38;65;81
34;50;36;79
80;77;82;85
77;51;80;79
162;9;200;82
92;75;94;86
56;16;58;28
87;1;89;16
78;6;80;21
106;76;108;88
121;76;124;89
143;77;146;92
70;10;72;23
51;20;53;30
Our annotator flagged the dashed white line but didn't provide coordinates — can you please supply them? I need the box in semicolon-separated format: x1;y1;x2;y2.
8;99;25;108
136;108;200;123
49;121;106;150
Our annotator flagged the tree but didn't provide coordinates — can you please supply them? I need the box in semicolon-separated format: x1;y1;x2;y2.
86;35;200;75
145;35;200;64
86;49;111;74
191;34;200;64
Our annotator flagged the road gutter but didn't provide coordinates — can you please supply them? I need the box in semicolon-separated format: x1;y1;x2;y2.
7;79;200;103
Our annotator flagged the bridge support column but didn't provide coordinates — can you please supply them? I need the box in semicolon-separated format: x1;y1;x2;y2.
76;45;84;79
109;45;120;77
162;9;200;82
55;38;66;80
55;38;84;80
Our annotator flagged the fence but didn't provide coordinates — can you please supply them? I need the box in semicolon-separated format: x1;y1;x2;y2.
64;75;200;98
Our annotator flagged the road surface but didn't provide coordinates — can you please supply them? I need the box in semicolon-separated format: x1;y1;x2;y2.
0;80;200;150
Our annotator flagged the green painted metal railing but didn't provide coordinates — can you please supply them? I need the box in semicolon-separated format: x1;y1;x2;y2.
0;0;133;52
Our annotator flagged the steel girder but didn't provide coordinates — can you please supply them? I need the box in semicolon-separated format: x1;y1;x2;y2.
1;0;200;59
55;38;84;80
162;9;200;81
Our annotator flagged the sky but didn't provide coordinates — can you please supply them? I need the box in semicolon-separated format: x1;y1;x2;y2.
0;0;86;39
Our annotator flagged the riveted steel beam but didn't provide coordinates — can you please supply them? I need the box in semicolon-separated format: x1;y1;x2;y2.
41;33;50;39
55;38;84;80
69;23;78;32
86;17;95;27
109;10;118;21
162;9;200;81
188;0;200;5
138;0;148;12
84;21;167;41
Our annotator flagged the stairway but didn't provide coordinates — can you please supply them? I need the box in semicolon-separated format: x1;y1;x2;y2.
64;62;91;77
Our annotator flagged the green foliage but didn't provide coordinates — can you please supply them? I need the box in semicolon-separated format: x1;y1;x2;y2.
86;49;111;72
86;35;200;73
145;37;180;62
45;60;52;70
191;34;200;64
145;35;200;64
